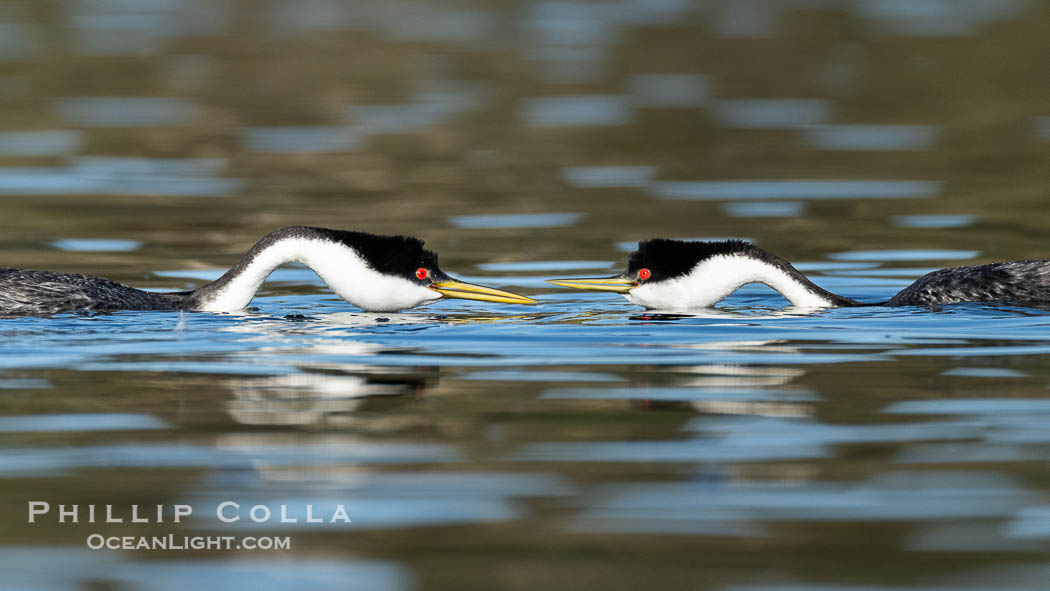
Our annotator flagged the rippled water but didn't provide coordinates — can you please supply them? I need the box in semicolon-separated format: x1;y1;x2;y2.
3;1;1050;590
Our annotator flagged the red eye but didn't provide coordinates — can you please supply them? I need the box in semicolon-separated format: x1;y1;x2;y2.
416;268;429;280
638;268;651;281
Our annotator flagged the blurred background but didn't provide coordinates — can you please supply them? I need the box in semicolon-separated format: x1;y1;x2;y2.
0;0;1047;274
3;1;1050;590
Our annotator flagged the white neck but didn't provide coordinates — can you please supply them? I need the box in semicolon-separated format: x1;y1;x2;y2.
196;238;439;312
625;254;836;310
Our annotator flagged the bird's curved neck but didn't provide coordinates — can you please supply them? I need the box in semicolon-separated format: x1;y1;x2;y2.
189;227;354;312
632;251;858;309
707;252;857;308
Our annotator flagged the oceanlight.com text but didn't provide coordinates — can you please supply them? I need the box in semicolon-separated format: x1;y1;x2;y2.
85;534;292;551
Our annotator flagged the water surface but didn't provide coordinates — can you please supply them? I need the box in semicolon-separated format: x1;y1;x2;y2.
3;1;1050;590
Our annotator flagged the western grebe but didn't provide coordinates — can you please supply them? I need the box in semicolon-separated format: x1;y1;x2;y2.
1;226;535;316
548;239;1050;310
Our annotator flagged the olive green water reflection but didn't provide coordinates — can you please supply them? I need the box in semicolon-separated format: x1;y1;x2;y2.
2;1;1050;590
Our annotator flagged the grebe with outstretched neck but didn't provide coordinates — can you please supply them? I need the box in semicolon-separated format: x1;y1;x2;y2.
1;226;535;317
548;239;1050;310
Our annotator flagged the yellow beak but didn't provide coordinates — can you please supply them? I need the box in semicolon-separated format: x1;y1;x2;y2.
429;279;537;305
546;276;637;293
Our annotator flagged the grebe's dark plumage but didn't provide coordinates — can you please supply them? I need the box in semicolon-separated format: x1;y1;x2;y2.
626;239;750;282
1;226;534;317
884;259;1050;307
549;239;1050;310
0;268;185;316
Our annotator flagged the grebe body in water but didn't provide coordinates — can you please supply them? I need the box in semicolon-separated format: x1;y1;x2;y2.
1;226;534;317
548;239;1050;310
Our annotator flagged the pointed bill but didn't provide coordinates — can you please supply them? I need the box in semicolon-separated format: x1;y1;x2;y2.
430;279;537;305
546;275;637;293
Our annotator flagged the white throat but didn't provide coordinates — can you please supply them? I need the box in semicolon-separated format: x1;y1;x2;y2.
625;254;835;310
198;238;440;312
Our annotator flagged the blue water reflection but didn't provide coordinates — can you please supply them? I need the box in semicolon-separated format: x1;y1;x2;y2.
448;213;583;229
712;99;829;129
573;471;1035;533
802;124;939;150
722;201;805;217
891;214;977;228
53;97;200;127
0;157;240;197
0;440;462;477
0;131;81;157
0;413;165;433
476;261;613;272
0;548;411;591
853;0;1031;37
829;249;978;261
51;239;142;252
520;96;632;127
241;127;360;153
0;23;43;61
562;166;656;188
1037;116;1050;141
649;180;942;200
629;75;709;107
